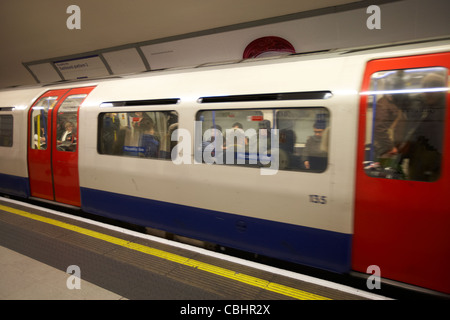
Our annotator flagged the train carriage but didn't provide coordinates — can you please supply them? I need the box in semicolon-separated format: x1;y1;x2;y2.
0;38;449;295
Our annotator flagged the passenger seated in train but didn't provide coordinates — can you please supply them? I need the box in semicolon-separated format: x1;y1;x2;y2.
57;121;77;151
223;122;247;163
101;113;121;154
33;128;47;150
138;118;160;158
229;122;247;146
302;118;328;172
122;112;148;156
202;124;224;163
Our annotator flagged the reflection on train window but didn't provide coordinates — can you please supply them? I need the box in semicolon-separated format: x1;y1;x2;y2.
98;111;178;159
364;67;447;181
195;108;330;172
30;96;58;150
0;115;13;147
56;94;87;152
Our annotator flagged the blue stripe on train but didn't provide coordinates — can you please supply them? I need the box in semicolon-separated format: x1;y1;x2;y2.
80;187;351;273
0;173;30;198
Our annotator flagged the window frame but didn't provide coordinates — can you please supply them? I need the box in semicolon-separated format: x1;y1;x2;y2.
97;110;179;160
363;66;448;182
195;106;330;173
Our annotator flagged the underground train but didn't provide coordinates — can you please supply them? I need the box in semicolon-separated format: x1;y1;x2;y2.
0;37;449;295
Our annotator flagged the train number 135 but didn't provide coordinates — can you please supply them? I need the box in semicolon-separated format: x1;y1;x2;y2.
309;194;327;204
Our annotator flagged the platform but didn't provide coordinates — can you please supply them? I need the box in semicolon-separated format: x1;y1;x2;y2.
0;245;125;300
0;196;390;302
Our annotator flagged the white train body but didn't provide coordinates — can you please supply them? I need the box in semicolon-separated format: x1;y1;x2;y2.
81;54;356;232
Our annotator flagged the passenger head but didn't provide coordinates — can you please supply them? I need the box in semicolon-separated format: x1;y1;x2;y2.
387;70;409;107
140;118;155;133
313;116;326;136
210;124;222;132
313;122;325;136
232;122;243;129
65;121;74;132
421;73;446;106
209;124;222;140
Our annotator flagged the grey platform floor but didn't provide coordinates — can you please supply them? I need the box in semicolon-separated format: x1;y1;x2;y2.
0;245;125;300
0;197;388;301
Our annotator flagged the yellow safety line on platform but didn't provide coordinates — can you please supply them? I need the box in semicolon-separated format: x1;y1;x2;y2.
0;204;331;300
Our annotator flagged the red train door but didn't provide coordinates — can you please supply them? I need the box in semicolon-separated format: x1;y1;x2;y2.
28;86;95;206
28;89;69;201
352;52;450;294
52;86;95;206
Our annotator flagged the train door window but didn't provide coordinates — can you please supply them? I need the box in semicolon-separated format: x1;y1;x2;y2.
30;96;58;150
364;67;447;181
56;94;87;152
98;111;178;159
0;115;13;147
195;107;330;172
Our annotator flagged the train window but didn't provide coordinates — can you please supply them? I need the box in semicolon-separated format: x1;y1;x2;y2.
195;107;330;172
363;67;447;181
30;96;58;150
98;111;178;159
0;115;13;147
56;94;87;152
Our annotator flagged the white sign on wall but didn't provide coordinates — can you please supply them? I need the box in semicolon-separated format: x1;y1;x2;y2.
55;55;109;80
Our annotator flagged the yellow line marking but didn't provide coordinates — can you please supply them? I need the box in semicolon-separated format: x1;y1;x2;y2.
0;204;331;300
